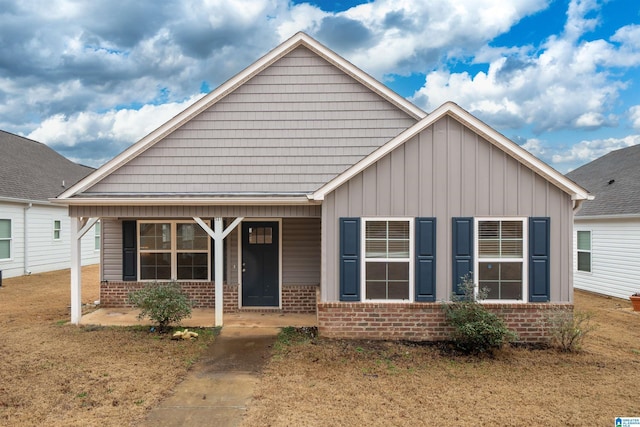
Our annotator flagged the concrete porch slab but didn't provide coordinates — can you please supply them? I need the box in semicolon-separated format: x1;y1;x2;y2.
78;308;317;329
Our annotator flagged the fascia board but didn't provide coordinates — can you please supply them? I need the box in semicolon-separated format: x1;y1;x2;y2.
312;102;591;201
57;32;425;202
49;196;320;206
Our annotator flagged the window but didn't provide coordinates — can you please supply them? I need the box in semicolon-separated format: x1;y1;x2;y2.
363;219;413;301
139;221;210;281
476;218;526;301
53;220;61;240
0;219;11;260
94;221;101;251
577;230;591;272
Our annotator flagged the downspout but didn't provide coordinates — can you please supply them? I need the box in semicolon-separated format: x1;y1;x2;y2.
24;203;32;275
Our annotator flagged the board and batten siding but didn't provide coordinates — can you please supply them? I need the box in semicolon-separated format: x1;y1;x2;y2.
101;218;122;282
322;115;574;303
574;218;640;300
83;46;417;195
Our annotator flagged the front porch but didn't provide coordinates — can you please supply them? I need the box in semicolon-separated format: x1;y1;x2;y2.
79;307;317;328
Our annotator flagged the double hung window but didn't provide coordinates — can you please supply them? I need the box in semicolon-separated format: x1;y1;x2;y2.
576;231;591;272
139;221;209;281
476;218;526;301
0;219;11;260
53;220;61;240
363;219;413;301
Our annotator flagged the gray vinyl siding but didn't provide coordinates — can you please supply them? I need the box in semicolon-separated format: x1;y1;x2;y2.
84;46;417;195
102;219;122;281
70;204;321;219
282;218;320;284
322;115;574;303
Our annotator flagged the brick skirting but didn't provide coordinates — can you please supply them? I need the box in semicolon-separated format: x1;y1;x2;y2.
317;302;573;343
100;281;317;314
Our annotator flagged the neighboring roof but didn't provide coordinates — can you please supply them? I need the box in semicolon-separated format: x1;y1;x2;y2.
0;130;94;203
566;144;640;217
312;102;591;202
56;32;426;202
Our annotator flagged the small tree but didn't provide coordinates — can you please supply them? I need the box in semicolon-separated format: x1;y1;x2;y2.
128;281;193;333
443;274;517;355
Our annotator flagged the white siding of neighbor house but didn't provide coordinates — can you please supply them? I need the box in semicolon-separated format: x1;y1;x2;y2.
0;201;99;279
322;115;575;303
574;218;640;300
84;46;417;195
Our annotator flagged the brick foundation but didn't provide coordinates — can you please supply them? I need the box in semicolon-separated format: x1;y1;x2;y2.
317;302;573;343
100;281;317;314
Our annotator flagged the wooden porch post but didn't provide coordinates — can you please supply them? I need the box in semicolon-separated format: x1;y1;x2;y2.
70;217;99;325
193;217;243;327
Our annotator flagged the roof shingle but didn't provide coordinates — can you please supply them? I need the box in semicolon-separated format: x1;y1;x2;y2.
0;130;94;202
566;144;640;216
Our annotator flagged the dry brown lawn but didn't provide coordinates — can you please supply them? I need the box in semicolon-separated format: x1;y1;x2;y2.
243;291;640;426
1;266;639;426
0;266;214;426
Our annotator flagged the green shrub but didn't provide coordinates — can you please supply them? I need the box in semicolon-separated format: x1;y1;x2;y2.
543;308;595;352
443;275;517;355
128;281;193;333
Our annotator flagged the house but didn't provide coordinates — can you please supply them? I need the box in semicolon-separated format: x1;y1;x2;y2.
0;130;100;279
566;144;640;300
53;33;590;342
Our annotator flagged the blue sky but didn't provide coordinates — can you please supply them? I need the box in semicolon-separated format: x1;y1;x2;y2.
1;0;639;172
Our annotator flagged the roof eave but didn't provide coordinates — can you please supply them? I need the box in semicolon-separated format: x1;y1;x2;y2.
50;195;320;207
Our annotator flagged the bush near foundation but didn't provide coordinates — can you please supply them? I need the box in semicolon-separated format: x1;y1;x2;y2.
128;281;193;333
443;275;517;355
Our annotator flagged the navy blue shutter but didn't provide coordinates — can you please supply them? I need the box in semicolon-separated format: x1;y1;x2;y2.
452;217;473;297
415;218;437;302
122;220;137;281
529;217;550;302
339;218;360;301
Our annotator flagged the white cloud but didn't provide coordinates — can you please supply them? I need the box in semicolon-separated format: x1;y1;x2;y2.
410;0;639;133
551;135;640;165
630;105;640;130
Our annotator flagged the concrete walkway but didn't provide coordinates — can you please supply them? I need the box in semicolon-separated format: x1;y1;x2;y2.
140;326;279;427
78;310;315;427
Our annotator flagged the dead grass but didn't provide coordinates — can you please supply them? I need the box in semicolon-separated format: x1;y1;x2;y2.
1;267;639;426
0;266;214;427
243;292;640;426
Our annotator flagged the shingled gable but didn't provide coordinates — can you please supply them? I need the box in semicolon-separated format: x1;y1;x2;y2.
55;32;426;204
312;102;591;203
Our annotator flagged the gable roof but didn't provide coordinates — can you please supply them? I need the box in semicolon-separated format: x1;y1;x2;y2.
311;102;592;202
0;130;94;203
56;32;426;202
566;144;640;217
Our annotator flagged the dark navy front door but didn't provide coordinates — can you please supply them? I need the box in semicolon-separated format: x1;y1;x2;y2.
242;221;279;307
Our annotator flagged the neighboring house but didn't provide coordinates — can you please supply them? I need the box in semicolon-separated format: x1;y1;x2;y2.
566;144;640;300
54;33;590;342
0;130;100;279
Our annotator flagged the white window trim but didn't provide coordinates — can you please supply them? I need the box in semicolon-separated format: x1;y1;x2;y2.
94;221;101;252
360;217;414;303
474;217;528;303
53;219;62;241
0;218;12;262
576;229;592;274
138;220;211;282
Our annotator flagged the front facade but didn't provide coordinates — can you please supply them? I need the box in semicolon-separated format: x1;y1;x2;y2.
0;131;99;279
55;33;590;342
567;145;640;300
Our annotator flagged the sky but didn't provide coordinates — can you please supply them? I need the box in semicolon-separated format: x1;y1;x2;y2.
1;0;639;173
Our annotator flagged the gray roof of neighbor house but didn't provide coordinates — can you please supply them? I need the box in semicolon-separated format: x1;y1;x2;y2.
0;130;94;202
566;144;640;217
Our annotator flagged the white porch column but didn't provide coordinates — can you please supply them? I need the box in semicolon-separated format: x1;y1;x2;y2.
70;217;99;325
193;217;243;327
